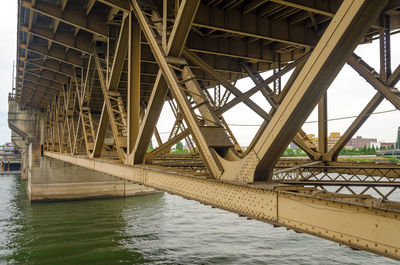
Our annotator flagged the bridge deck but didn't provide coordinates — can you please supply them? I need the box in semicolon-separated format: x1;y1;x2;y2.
45;151;400;260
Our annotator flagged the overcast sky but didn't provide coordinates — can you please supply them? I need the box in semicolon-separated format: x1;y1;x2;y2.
0;0;399;148
0;1;17;144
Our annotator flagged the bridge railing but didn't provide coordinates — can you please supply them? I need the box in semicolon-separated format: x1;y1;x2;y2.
8;92;15;100
273;163;400;200
376;150;400;157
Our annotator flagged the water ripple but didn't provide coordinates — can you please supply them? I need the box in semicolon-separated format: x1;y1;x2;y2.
0;175;398;264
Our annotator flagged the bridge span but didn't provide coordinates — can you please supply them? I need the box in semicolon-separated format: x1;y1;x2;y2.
378;149;400;158
8;0;400;261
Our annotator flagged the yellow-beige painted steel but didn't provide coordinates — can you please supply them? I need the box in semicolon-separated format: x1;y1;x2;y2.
45;151;400;260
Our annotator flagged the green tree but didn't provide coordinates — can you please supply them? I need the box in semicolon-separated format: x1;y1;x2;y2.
284;148;294;157
148;140;153;150
176;141;183;151
282;148;294;157
371;145;376;154
294;148;305;156
361;146;367;153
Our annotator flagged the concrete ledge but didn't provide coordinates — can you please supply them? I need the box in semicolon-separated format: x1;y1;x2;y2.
28;157;159;202
30;180;158;201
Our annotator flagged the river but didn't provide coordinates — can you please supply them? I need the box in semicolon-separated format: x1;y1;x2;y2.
0;174;398;264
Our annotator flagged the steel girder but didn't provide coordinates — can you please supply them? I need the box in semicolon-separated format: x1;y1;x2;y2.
45;151;400;261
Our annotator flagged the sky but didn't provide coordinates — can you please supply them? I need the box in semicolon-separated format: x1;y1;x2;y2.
0;0;399;148
0;1;17;144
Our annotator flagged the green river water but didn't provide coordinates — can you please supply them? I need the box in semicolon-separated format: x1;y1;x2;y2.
0;174;398;265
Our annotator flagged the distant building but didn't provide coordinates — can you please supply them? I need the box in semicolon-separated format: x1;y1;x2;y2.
289;142;298;150
306;134;318;147
346;136;377;149
306;132;342;150
380;142;396;149
327;132;341;149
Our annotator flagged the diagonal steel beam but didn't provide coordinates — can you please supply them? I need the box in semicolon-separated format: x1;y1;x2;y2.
241;61;319;159
217;0;388;183
183;49;272;120
324;92;384;161
132;0;224;178
145;129;190;163
197;51;309;116
348;53;400;110
250;0;388;180
94;52;127;161
92;16;129;158
132;0;201;164
388;64;400;87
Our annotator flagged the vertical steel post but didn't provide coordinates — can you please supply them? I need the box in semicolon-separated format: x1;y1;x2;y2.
127;13;141;161
318;93;328;154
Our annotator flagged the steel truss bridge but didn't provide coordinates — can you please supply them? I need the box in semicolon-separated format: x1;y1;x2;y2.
11;0;400;261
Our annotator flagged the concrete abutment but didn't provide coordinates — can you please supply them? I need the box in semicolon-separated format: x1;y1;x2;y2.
8;98;158;202
28;157;158;202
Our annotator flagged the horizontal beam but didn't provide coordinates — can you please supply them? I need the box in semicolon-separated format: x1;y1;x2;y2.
18;73;63;89
21;0;108;38
268;0;336;17
45;151;400;261
196;2;316;48
21;83;59;95
22;35;274;73
21;43;83;67
98;0;317;47
24;57;74;77
24;68;69;84
20;25;92;54
97;0;130;11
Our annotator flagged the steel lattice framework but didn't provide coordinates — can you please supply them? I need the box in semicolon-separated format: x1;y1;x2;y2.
12;0;400;260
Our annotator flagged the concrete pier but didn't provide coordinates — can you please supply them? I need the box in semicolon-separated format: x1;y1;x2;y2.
8;98;158;202
28;157;158;202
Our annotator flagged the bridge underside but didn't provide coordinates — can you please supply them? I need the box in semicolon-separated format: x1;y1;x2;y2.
10;0;400;261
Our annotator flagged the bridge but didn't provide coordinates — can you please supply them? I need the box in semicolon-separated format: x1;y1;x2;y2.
0;152;21;173
377;149;400;158
8;0;400;261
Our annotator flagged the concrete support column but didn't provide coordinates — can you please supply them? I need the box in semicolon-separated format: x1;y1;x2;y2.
8;98;43;180
28;157;158;201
